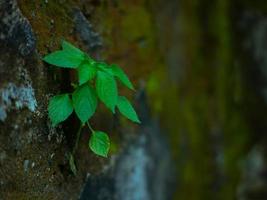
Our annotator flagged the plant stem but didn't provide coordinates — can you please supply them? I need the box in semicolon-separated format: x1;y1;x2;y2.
86;121;94;133
71;82;79;89
72;123;84;155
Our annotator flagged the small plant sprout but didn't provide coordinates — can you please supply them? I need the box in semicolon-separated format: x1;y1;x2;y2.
43;40;140;174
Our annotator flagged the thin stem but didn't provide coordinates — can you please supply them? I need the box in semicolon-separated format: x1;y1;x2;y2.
72;123;84;155
71;83;78;89
86;121;94;133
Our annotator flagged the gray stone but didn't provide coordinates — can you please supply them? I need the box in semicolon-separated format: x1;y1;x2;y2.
0;0;35;56
73;9;102;54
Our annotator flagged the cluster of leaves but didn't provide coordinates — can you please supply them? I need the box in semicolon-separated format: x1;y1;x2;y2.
43;40;140;159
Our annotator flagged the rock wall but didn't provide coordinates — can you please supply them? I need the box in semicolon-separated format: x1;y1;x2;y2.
0;0;174;199
2;0;267;200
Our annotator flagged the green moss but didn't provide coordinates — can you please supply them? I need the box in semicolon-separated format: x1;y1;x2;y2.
145;0;251;199
211;0;250;199
16;0;257;199
19;0;77;54
120;6;153;41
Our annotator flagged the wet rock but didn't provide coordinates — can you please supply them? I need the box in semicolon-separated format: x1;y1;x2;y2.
0;82;37;121
0;0;36;56
0;107;6;122
0;0;37;121
0;1;176;199
73;9;102;54
116;124;173;200
23;159;30;173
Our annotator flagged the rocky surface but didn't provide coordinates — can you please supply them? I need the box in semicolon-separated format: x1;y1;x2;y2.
2;0;267;200
0;0;175;199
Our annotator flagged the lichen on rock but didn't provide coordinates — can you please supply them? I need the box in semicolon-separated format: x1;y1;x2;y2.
0;82;37;121
0;0;35;56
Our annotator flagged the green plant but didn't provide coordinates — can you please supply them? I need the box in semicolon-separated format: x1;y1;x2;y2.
43;40;140;174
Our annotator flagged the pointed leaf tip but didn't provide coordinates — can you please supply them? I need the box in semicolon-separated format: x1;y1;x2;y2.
111;64;134;90
117;96;140;123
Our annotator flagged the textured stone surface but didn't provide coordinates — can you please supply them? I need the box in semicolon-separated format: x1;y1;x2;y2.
0;1;80;198
4;0;267;199
0;1;175;199
0;81;37;121
0;0;35;56
73;9;102;54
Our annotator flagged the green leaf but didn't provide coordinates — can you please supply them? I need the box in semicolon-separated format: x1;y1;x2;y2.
72;84;98;123
89;131;110;157
96;71;118;113
77;62;97;85
62;40;84;57
48;94;73;127
111;64;134;90
95;62;112;74
69;153;77;175
117;96;140;123
62;40;95;65
43;50;83;68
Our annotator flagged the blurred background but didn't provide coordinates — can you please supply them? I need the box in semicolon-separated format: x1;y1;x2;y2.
2;0;267;199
